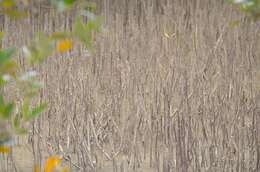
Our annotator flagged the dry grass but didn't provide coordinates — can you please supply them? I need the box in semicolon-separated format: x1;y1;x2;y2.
1;0;260;171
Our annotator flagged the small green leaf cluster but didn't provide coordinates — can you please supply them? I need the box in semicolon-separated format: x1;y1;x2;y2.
0;0;29;19
229;0;260;20
0;44;47;143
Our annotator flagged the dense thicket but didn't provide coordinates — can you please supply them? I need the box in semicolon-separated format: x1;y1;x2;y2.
1;0;260;171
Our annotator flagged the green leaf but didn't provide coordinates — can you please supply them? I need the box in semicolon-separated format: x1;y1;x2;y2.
0;32;4;41
0;60;19;77
0;0;16;9
50;32;71;40
64;0;76;6
13;114;28;134
0;95;14;120
0;96;5;119
28;103;47;120
3;10;29;19
31;82;44;89
25;33;54;65
0;48;15;65
86;17;102;32
0;77;6;86
3;103;14;119
73;14;102;50
50;0;76;12
22;99;30;120
0;95;4;107
13;114;20;129
0;98;14;119
73;17;93;49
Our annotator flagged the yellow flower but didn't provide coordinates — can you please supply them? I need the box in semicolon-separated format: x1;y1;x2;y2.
45;156;62;172
57;39;73;53
0;146;11;154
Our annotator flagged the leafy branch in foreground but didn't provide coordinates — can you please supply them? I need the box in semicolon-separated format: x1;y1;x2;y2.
0;1;102;171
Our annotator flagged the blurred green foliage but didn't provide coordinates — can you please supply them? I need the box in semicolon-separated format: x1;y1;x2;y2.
0;0;102;150
50;0;77;12
23;33;55;65
229;0;260;20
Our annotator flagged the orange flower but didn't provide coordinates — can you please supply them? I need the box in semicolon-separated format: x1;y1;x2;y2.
45;156;62;172
34;157;69;172
57;39;73;53
34;165;41;172
0;146;11;154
